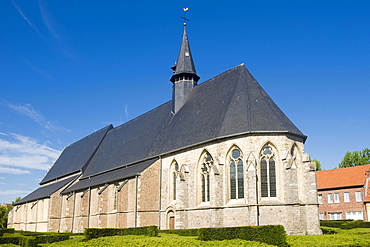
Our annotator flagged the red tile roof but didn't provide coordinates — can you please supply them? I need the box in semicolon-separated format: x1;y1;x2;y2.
316;164;370;190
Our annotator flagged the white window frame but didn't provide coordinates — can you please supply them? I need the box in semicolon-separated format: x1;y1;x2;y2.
329;212;342;220
344;192;350;203
319;213;324;220
328;193;333;204
346;211;364;220
318;194;323;204
334;193;340;203
355;191;362;202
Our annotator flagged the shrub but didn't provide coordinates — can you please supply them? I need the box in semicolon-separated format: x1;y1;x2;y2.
34;233;70;244
320;220;353;228
160;228;199;236
341;220;370;229
198;225;288;247
0;228;15;235
85;225;159;240
0;235;37;247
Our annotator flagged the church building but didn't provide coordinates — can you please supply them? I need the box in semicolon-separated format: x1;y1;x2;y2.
8;24;321;235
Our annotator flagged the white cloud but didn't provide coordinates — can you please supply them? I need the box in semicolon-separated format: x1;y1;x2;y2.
0;133;61;171
10;0;46;40
7;102;69;132
0;167;30;175
0;189;32;196
0;177;5;179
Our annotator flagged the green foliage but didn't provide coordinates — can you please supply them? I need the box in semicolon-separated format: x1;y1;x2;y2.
287;227;370;246
0;231;69;247
0;197;21;229
84;225;159;240
340;220;370;229
320;220;353;228
198;225;288;247
160;228;199;236
0;235;37;247
338;148;370;168
312;159;322;171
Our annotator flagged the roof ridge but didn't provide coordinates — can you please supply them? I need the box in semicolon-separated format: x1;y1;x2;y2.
196;64;245;88
114;101;172;130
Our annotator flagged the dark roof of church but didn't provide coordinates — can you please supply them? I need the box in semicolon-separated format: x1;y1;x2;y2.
81;64;305;178
62;158;158;194
40;124;112;184
15;175;78;205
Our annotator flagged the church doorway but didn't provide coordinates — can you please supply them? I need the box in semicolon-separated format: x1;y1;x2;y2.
167;210;175;229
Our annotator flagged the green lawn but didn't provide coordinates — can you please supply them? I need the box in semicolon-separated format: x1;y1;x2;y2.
33;227;370;247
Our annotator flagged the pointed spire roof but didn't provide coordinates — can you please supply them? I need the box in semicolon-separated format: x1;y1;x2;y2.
170;26;200;82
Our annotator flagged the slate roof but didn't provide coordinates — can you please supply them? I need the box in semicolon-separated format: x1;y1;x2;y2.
62;158;158;194
81;64;305;178
317;164;370;190
15;175;78;205
40;125;112;184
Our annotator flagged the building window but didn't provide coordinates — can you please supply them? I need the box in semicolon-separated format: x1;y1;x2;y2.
318;194;323;204
319;213;324;220
356;191;362;202
329;212;342;220
334;193;340;203
171;161;179;201
260;145;276;198
328;193;333;203
346;211;364;220
200;152;213;202
229;147;244;200
344;192;350;202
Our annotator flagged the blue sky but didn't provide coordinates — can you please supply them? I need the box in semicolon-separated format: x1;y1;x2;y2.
1;0;369;203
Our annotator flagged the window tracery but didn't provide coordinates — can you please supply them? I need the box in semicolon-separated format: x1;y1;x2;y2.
229;147;244;200
200;152;213;202
260;145;276;198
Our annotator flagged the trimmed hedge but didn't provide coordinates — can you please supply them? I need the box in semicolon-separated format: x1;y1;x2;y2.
0;228;15;235
198;225;288;247
320;220;353;228
85;225;159;240
341;220;370;229
0;235;37;247
160;229;199;236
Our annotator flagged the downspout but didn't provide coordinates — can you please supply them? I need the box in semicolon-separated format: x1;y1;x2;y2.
158;156;162;230
87;187;91;229
71;191;76;233
135;175;139;227
255;165;260;226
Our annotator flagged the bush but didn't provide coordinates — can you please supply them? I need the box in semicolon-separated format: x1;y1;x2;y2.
34;234;70;244
85;225;159;240
198;225;288;247
0;228;15;235
320;220;353;228
0;235;37;247
341;220;370;229
160;228;199;236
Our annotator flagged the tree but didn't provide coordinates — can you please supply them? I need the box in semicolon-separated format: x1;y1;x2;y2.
312;159;322;171
338;148;370;168
0;197;20;229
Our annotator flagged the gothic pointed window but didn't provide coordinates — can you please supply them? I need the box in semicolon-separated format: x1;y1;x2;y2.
200;152;213;202
172;161;179;201
229;147;244;200
260;146;276;198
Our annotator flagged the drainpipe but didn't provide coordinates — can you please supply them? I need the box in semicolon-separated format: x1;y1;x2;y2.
87;187;91;229
135;175;139;227
158;156;162;230
35;200;38;232
255;165;260;226
71;192;76;233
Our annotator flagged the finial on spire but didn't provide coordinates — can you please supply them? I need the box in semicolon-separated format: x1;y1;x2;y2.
181;7;189;26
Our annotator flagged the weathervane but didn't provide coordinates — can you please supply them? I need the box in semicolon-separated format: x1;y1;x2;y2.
181;7;189;26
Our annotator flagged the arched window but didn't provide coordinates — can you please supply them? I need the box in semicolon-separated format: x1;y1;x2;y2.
171;161;179;201
200;152;213;202
229;147;244;199
260;145;276;198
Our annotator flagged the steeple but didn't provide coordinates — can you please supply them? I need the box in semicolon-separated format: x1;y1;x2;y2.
171;25;200;113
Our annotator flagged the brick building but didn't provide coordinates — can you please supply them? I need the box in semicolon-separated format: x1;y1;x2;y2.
316;164;370;221
8;25;321;235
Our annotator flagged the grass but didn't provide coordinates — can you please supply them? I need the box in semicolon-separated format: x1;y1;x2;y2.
39;234;274;246
18;227;370;247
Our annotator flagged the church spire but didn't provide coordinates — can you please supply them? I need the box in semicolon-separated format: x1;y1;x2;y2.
171;8;200;113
